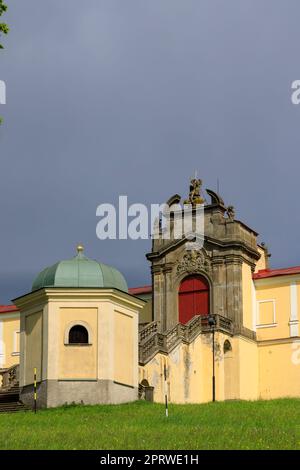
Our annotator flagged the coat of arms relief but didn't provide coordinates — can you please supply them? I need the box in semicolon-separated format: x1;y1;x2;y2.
176;249;211;276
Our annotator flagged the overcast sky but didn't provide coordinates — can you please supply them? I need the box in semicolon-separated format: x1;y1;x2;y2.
1;1;300;303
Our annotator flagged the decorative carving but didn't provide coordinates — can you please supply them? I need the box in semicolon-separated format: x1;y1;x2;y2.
176;249;211;275
260;242;271;269
226;205;235;221
206;188;224;206
183;178;205;206
8;368;16;385
261;242;271;258
166;194;181;207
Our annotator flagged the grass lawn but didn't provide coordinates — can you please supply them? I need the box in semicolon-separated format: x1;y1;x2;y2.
0;399;299;450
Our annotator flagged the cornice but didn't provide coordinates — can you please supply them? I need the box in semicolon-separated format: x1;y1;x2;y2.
0;312;20;320
254;275;300;288
147;234;260;262
257;336;300;346
13;287;146;311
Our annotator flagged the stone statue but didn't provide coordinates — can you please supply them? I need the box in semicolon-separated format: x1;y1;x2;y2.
261;242;271;268
226;205;235;221
184;178;205;206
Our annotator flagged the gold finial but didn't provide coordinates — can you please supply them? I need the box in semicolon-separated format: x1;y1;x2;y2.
76;244;84;254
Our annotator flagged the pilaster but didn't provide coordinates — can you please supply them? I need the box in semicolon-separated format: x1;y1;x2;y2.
289;282;299;337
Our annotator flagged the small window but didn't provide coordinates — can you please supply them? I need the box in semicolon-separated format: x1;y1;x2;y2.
223;339;232;354
68;325;89;344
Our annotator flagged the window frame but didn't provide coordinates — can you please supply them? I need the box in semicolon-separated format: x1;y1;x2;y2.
11;330;20;356
256;299;277;328
64;321;92;346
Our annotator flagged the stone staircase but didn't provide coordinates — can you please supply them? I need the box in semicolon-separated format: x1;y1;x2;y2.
0;365;31;413
0;382;31;413
139;314;234;365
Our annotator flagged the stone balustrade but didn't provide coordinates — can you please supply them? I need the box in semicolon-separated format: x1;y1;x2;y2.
0;364;20;390
139;314;234;365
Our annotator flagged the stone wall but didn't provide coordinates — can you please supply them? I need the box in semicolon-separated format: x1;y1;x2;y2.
20;379;138;408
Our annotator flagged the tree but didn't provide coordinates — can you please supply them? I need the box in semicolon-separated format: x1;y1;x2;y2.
0;0;9;49
0;0;8;124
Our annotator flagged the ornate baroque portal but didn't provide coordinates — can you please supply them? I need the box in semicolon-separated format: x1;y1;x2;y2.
147;178;261;333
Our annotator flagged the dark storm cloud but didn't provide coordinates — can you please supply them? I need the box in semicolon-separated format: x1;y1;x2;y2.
1;1;300;302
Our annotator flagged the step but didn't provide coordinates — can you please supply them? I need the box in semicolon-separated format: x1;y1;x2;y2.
0;402;31;413
0;393;20;403
0;385;20;391
0;385;20;392
0;401;24;407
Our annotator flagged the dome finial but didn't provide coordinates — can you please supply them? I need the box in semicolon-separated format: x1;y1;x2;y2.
76;243;84;255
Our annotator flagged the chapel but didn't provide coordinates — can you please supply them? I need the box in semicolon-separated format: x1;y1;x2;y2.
1;179;300;407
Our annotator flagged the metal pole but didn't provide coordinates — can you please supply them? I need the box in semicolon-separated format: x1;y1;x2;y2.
34;367;37;413
164;363;168;417
212;328;215;402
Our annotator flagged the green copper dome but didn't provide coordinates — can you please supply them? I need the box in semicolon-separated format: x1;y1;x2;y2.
31;245;128;293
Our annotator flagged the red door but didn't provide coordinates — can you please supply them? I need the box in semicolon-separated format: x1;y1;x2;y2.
178;275;209;324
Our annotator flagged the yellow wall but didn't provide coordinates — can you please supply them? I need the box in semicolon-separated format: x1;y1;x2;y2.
236;336;258;399
15;288;141;393
139;332;245;403
297;283;300;315
114;310;134;386
139;332;261;404
58;307;98;380
0;315;20;369
259;340;300;399
223;341;237;399
255;282;290;340
25;311;42;384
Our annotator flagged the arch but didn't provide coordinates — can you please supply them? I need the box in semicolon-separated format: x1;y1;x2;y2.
69;325;88;344
178;274;210;324
141;379;150;387
64;321;92;345
223;339;232;354
139;379;154;402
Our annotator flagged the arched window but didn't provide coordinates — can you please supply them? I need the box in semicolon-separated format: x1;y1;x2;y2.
141;379;150;387
68;325;89;344
224;339;232;354
178;275;210;324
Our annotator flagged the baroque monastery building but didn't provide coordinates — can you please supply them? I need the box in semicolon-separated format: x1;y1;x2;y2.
0;180;300;407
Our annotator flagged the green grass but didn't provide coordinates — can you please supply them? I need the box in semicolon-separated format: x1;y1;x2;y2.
0;399;299;450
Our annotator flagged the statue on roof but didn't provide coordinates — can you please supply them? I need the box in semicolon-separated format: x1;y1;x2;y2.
184;177;205;206
226;205;235;221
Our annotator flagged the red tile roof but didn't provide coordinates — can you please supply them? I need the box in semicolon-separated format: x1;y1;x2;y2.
130;266;300;289
129;285;152;295
0;305;19;314
253;266;300;280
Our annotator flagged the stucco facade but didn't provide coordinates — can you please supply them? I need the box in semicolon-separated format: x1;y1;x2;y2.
0;306;20;370
14;288;144;408
137;183;300;403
